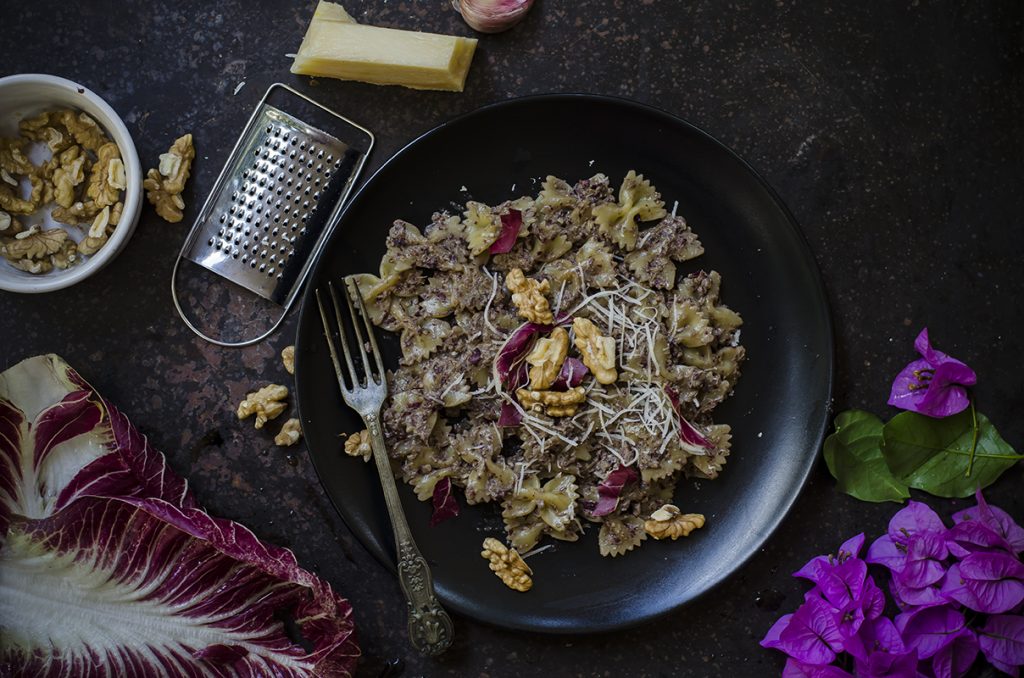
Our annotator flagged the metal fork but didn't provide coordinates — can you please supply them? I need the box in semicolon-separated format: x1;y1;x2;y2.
316;278;454;657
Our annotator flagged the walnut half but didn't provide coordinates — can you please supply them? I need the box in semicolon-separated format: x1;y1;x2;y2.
526;327;568;390
572;317;617;384
516;386;586;417
506;267;554;324
144;133;195;223
643;504;705;540
344;429;372;461
481;537;533;592
236;383;289;429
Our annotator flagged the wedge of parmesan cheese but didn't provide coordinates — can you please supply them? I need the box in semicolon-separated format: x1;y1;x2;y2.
291;1;478;92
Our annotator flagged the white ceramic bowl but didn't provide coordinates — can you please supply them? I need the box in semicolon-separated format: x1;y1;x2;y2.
0;74;143;293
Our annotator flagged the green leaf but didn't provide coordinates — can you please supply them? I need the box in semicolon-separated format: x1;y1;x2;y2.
881;408;1023;498
823;409;910;503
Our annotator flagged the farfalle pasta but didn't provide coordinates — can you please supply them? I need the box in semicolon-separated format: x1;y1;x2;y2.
358;171;745;560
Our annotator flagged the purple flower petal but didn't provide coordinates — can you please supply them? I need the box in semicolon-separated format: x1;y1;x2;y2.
820;558;868;606
953;490;1024;555
895;605;967;659
867;534;906;572
889;501;948;541
844;616;906;661
862;576;887;621
895;533;948;589
794;535;865;584
853;649;919;678
930;628;978;678
945;519;1014;559
777;596;846;665
887;328;976;418
887;357;935;411
760;613;794;650
946;551;1024;614
891;581;947;610
782;658;854;678
978;614;1024;673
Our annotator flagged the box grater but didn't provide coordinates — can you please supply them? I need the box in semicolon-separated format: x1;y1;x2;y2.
171;84;374;346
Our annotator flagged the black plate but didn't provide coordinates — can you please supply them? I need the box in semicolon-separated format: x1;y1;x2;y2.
294;94;833;633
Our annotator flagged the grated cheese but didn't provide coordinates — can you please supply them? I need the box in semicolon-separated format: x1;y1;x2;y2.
482;266;501;336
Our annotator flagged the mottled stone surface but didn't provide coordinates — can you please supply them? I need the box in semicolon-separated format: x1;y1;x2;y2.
2;1;1022;676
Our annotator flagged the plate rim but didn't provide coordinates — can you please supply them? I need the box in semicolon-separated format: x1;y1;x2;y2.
294;92;835;634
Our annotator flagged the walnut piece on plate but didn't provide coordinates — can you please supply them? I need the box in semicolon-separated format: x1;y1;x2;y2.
515;386;586;417
236;383;289;429
481;537;533;592
343;429;372;461
572;317;617;384
643;504;705;540
506;267;553;324
526;326;568;390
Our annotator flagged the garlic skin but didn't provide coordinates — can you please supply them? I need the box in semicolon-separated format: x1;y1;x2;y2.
452;0;535;34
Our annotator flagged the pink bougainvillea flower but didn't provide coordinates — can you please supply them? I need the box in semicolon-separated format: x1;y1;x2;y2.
761;596;845;665
887;328;976;418
952;489;1024;555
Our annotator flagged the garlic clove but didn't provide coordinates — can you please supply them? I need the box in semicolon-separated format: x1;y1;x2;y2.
452;0;535;34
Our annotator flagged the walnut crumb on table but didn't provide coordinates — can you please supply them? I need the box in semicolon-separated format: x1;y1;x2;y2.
274;418;302;446
281;345;295;375
144;133;195;223
236;384;289;429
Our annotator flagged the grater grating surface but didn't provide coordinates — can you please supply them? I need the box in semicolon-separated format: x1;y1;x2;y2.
173;84;373;346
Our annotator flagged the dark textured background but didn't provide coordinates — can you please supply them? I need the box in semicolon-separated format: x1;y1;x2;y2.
2;1;1022;676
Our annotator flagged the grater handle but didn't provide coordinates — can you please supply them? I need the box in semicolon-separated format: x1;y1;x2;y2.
170;253;291;348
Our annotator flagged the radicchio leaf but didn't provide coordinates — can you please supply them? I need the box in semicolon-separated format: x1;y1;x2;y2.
551;357;589;390
429;477;460;526
0;495;359;677
0;355;360;677
488;209;523;254
664;385;714;452
589;465;637;517
0;355;197;539
495;323;545;389
494;317;574;425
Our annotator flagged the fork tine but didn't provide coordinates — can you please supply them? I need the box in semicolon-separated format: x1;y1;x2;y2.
341;277;371;385
346;276;385;383
326;282;360;388
316;288;350;391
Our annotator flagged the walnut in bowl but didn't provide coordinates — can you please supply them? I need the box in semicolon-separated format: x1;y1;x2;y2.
0;74;143;294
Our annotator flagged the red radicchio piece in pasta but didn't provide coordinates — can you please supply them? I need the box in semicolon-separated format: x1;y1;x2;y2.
551;357;589;391
590;465;638;517
429;477;460;526
664;385;714;452
488;209;524;254
494;317;574;424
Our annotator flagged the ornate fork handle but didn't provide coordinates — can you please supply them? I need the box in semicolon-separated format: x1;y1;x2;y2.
366;414;454;656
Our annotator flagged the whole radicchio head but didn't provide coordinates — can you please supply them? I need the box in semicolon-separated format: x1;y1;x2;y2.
887;328;976;418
